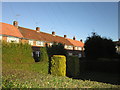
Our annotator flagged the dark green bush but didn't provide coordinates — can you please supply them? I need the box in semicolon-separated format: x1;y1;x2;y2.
2;41;34;63
39;47;49;62
66;56;80;78
84;32;116;59
47;43;67;57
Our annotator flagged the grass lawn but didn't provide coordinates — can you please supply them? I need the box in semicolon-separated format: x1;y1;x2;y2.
2;62;120;88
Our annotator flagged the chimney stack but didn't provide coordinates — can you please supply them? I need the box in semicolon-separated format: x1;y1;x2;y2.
64;35;67;38
52;31;55;36
13;21;18;28
36;27;40;32
73;36;76;40
80;39;82;42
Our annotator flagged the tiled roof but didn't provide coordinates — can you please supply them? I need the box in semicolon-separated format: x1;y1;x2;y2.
1;22;84;47
0;22;23;38
67;38;84;47
18;26;73;46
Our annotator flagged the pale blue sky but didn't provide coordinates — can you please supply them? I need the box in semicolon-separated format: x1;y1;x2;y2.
2;2;118;42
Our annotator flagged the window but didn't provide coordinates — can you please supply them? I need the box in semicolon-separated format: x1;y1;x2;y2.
67;45;73;50
78;47;82;50
64;45;73;50
78;54;82;58
0;35;2;40
36;51;40;57
7;37;19;43
49;43;53;46
64;45;67;49
74;47;77;50
36;41;44;46
68;53;73;56
29;40;34;45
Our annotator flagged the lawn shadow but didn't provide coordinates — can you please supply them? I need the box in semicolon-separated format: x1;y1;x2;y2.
73;71;120;85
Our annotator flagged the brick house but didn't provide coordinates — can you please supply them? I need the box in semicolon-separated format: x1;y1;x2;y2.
114;39;120;54
0;21;84;58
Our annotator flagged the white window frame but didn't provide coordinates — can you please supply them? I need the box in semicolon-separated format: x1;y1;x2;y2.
64;45;67;49
78;53;82;58
29;40;34;45
78;47;82;50
36;51;40;57
74;46;77;50
0;35;2;40
49;42;53;46
64;45;73;50
67;45;73;50
7;37;19;43
36;41;44;46
68;53;73;56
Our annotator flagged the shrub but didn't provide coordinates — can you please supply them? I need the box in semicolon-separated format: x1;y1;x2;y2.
47;43;67;57
66;56;80;78
2;41;34;63
51;55;66;76
84;32;116;59
39;47;49;62
47;43;67;74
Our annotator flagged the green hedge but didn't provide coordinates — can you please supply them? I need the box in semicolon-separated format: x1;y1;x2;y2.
39;47;49;62
66;56;80;78
51;55;66;76
2;41;34;63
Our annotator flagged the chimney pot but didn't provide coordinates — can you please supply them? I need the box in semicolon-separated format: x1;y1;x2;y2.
73;36;76;40
13;21;18;28
64;35;67;38
80;39;83;42
52;31;55;36
36;27;40;32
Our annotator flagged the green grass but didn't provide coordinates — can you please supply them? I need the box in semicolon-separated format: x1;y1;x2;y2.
2;62;120;88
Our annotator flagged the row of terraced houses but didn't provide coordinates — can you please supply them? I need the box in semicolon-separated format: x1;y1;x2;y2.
0;21;84;58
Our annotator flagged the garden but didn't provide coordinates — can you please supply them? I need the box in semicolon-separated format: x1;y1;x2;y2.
1;33;120;88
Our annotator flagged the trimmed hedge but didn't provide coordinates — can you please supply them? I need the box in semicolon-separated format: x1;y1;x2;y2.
83;60;120;73
47;43;67;74
79;58;120;73
66;56;80;78
39;47;49;62
51;55;66;76
2;41;34;63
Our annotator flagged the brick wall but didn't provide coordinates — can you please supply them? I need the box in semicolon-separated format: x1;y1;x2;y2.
2;36;7;41
20;39;28;43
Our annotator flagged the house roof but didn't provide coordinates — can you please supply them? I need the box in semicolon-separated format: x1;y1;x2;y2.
18;26;73;46
114;41;120;45
0;22;23;38
67;38;84;47
1;22;84;47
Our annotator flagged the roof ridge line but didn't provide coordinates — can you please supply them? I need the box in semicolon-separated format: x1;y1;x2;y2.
18;26;69;39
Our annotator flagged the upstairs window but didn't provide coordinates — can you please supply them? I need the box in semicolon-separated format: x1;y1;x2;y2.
29;40;34;45
78;47;82;50
36;41;44;46
0;35;2;40
7;37;19;43
74;47;77;50
64;45;73;50
49;43;53;46
67;45;73;50
64;45;67;49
